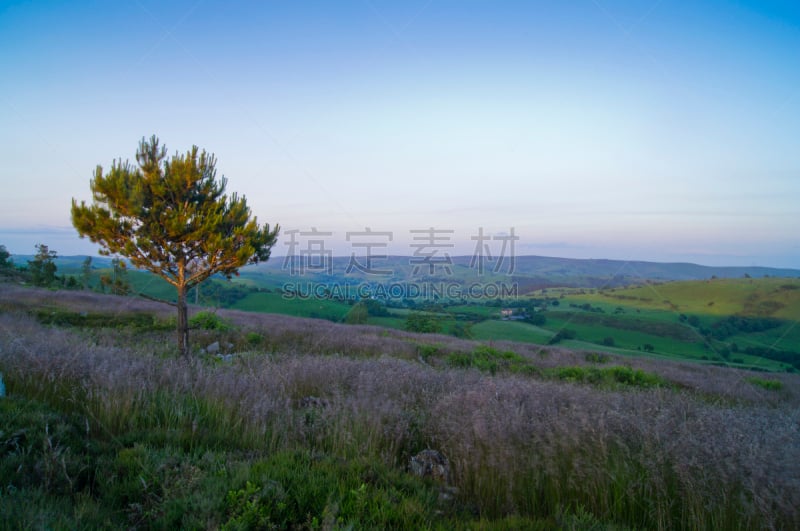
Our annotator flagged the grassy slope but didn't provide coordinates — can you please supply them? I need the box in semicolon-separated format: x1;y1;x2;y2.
70;264;800;371
2;284;800;529
590;277;800;318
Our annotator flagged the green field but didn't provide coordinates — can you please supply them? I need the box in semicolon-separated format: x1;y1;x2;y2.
586;277;800;318
63;262;800;372
471;319;553;343
231;291;352;321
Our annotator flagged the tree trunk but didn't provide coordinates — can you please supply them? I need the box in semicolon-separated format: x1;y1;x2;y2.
177;283;189;356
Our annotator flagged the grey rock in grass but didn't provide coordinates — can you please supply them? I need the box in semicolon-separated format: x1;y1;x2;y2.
409;449;450;483
206;341;220;354
299;396;330;408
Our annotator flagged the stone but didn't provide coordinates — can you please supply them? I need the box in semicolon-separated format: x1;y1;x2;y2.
299;396;329;408
206;341;220;354
409;449;450;483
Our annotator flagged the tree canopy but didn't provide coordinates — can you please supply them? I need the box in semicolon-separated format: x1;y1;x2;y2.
28;244;58;287
71;135;279;355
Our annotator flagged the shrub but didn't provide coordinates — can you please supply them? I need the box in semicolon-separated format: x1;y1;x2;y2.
548;329;577;344
446;345;531;375
746;377;783;391
405;312;441;334
245;332;264;346
189;311;231;331
585;352;609;364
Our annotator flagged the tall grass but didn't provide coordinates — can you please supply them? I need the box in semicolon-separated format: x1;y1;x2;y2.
1;286;799;528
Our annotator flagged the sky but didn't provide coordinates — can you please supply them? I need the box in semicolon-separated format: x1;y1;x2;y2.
1;0;799;268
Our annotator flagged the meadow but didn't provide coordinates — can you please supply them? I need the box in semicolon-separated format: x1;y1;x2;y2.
1;283;799;529
54;257;800;372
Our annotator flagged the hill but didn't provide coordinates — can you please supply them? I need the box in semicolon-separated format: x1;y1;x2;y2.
0;283;799;529
18;253;799;290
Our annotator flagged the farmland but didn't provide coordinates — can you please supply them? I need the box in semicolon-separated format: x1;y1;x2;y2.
45;255;800;372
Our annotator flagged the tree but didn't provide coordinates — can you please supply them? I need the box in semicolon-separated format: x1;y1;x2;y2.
345;302;369;324
81;256;93;289
100;257;131;296
28;244;58;287
0;244;11;269
71;136;279;356
405;312;442;334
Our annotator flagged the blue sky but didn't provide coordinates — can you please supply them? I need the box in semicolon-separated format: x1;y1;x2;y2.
1;1;798;267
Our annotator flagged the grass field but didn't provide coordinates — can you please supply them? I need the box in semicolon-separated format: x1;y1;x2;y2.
61;265;800;372
231;291;352;321
471;319;553;343
588;277;800;318
2;283;799;529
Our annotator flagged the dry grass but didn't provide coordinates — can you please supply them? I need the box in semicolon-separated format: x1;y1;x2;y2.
1;284;799;528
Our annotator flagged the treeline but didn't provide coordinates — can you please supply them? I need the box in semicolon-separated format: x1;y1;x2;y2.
0;244;132;295
709;315;782;340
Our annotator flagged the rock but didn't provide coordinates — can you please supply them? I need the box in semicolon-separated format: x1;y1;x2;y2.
206;341;220;354
299;396;329;408
409;449;450;483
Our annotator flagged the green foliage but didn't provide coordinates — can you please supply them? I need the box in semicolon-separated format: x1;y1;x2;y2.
360;298;390;317
100;257;130;296
416;343;441;362
745;377;783;391
405;312;442;334
34;309;167;330
222;450;440;530
525;312;547;325
447;345;534;375
345;301;369;324
710;315;782;340
27;243;58;287
80;256;92;288
71;135;279;355
189;310;232;331
0;244;11;269
548;328;577;344
549;365;667;388
450;321;473;339
245;332;264;346
585;352;610;363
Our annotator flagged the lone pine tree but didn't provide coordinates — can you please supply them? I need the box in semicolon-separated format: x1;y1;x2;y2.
72;135;279;356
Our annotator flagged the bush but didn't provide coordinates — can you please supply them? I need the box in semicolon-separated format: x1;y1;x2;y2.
446;345;532;375
245;332;264;346
585;352;609;364
405;312;441;334
189;311;231;331
548;329;577;344
746;377;783;391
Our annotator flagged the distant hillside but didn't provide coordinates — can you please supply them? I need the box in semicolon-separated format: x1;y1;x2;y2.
23;254;800;290
594;277;800;319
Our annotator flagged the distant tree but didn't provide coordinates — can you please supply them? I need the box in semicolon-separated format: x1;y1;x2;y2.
71;136;280;356
345;302;369;324
525;312;547;326
405;312;442;334
100;257;131;296
81;256;93;289
548;328;576;344
451;321;473;339
602;336;615;347
0;244;11;269
28;244;58;287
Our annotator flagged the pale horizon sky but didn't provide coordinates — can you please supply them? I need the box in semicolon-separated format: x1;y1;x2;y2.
1;1;798;268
